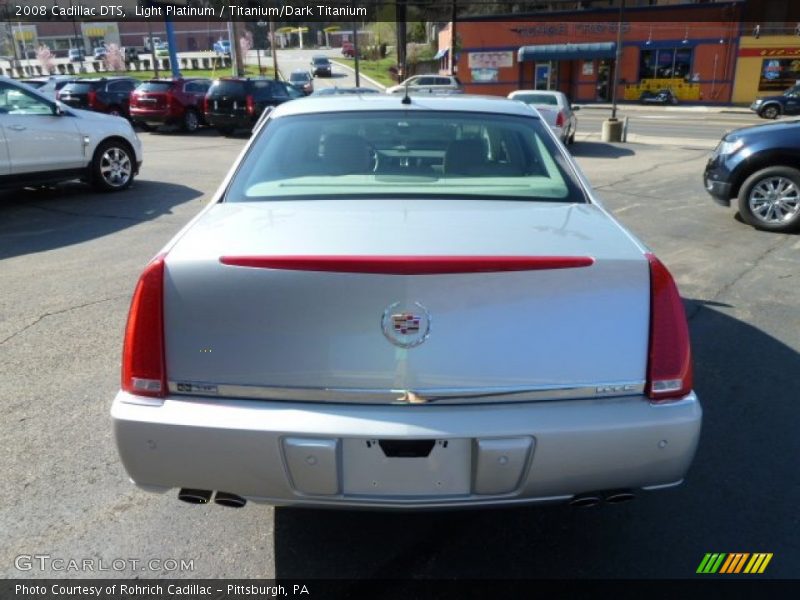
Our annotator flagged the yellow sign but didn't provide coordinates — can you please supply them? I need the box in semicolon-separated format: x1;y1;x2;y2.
85;28;107;38
14;31;34;42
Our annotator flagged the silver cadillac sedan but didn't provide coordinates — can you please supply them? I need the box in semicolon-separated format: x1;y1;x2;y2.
112;95;701;509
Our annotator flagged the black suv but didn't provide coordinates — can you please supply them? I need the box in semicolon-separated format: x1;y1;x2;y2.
57;77;140;118
310;56;332;77
203;78;296;135
704;120;800;232
750;84;800;120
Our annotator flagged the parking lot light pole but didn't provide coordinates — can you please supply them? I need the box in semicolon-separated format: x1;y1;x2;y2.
602;0;626;142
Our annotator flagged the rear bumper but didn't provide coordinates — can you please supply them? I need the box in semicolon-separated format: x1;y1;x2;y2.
112;392;701;509
130;108;177;124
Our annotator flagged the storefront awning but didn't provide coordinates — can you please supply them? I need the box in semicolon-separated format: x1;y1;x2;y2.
434;48;449;60
518;42;616;62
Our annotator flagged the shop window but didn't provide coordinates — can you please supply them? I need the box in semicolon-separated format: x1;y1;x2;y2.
639;48;693;80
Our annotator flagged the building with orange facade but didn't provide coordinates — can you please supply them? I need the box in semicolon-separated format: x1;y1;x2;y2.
440;1;744;104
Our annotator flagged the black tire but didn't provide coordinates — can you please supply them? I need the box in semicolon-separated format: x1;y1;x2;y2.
737;166;800;232
217;126;235;136
568;130;576;145
134;120;152;132
182;109;200;133
107;105;123;118
91;140;135;192
759;104;780;119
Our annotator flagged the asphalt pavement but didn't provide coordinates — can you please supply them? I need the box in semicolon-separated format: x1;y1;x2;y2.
1;119;798;581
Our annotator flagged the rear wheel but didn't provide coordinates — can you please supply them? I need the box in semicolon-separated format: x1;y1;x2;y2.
182;109;200;133
91;140;135;192
737;166;800;232
759;104;780;119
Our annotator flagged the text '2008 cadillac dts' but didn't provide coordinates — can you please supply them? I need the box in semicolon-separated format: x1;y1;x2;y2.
112;95;701;509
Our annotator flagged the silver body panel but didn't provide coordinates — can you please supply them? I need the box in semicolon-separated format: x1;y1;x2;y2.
113;391;702;508
113;95;701;508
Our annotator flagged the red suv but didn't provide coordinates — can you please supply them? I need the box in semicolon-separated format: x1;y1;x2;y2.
129;78;211;132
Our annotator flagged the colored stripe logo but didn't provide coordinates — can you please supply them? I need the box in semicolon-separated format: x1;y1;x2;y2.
697;553;773;574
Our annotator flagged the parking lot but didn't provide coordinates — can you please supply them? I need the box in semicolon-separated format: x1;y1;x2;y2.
1;126;798;580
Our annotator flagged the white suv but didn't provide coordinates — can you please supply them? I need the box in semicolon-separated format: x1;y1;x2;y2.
0;76;142;192
386;75;463;95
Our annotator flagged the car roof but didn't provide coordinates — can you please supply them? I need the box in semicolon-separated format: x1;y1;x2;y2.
271;94;539;119
312;55;330;60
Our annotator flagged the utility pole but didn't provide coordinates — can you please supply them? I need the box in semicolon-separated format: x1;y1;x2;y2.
449;0;457;75
353;22;360;87
269;20;279;79
396;0;406;80
602;0;626;142
147;21;159;78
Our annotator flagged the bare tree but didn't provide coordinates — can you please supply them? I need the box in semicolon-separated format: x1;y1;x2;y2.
36;44;55;74
104;43;126;73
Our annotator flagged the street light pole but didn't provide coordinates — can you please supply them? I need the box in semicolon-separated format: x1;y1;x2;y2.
602;0;626;142
610;0;626;120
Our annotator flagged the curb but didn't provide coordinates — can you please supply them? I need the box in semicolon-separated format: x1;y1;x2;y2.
330;60;387;91
575;132;717;150
576;103;751;115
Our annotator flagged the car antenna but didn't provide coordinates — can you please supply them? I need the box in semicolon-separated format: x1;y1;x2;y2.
401;78;411;105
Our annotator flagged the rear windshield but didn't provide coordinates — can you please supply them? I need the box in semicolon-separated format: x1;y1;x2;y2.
207;80;245;97
61;82;94;93
137;82;173;93
226;111;585;203
512;93;559;106
290;72;310;82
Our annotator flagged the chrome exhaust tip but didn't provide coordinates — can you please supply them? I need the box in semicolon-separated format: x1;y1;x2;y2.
569;494;602;508
177;488;212;504
214;491;247;508
605;491;636;504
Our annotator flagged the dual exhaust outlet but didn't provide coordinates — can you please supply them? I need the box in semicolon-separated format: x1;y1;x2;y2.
569;490;636;508
178;489;246;508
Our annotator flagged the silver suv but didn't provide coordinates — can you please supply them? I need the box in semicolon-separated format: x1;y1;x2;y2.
386;75;463;95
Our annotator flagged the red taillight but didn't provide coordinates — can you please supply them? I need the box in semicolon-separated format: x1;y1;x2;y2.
201;95;208;114
645;253;693;401
555;111;565;127
121;255;166;398
87;89;98;109
246;94;255;116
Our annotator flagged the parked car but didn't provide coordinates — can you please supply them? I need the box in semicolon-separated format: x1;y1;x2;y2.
68;47;85;62
213;40;231;56
203;77;295;135
310;55;332;77
288;70;314;95
57;77;140;118
93;46;108;60
704;120;800;232
130;78;211;132
341;42;359;58
312;87;380;96
123;47;140;62
507;90;579;145
112;95;700;510
21;75;75;100
154;43;170;58
386;75;464;95
639;89;678;105
750;84;800;119
0;76;142;191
